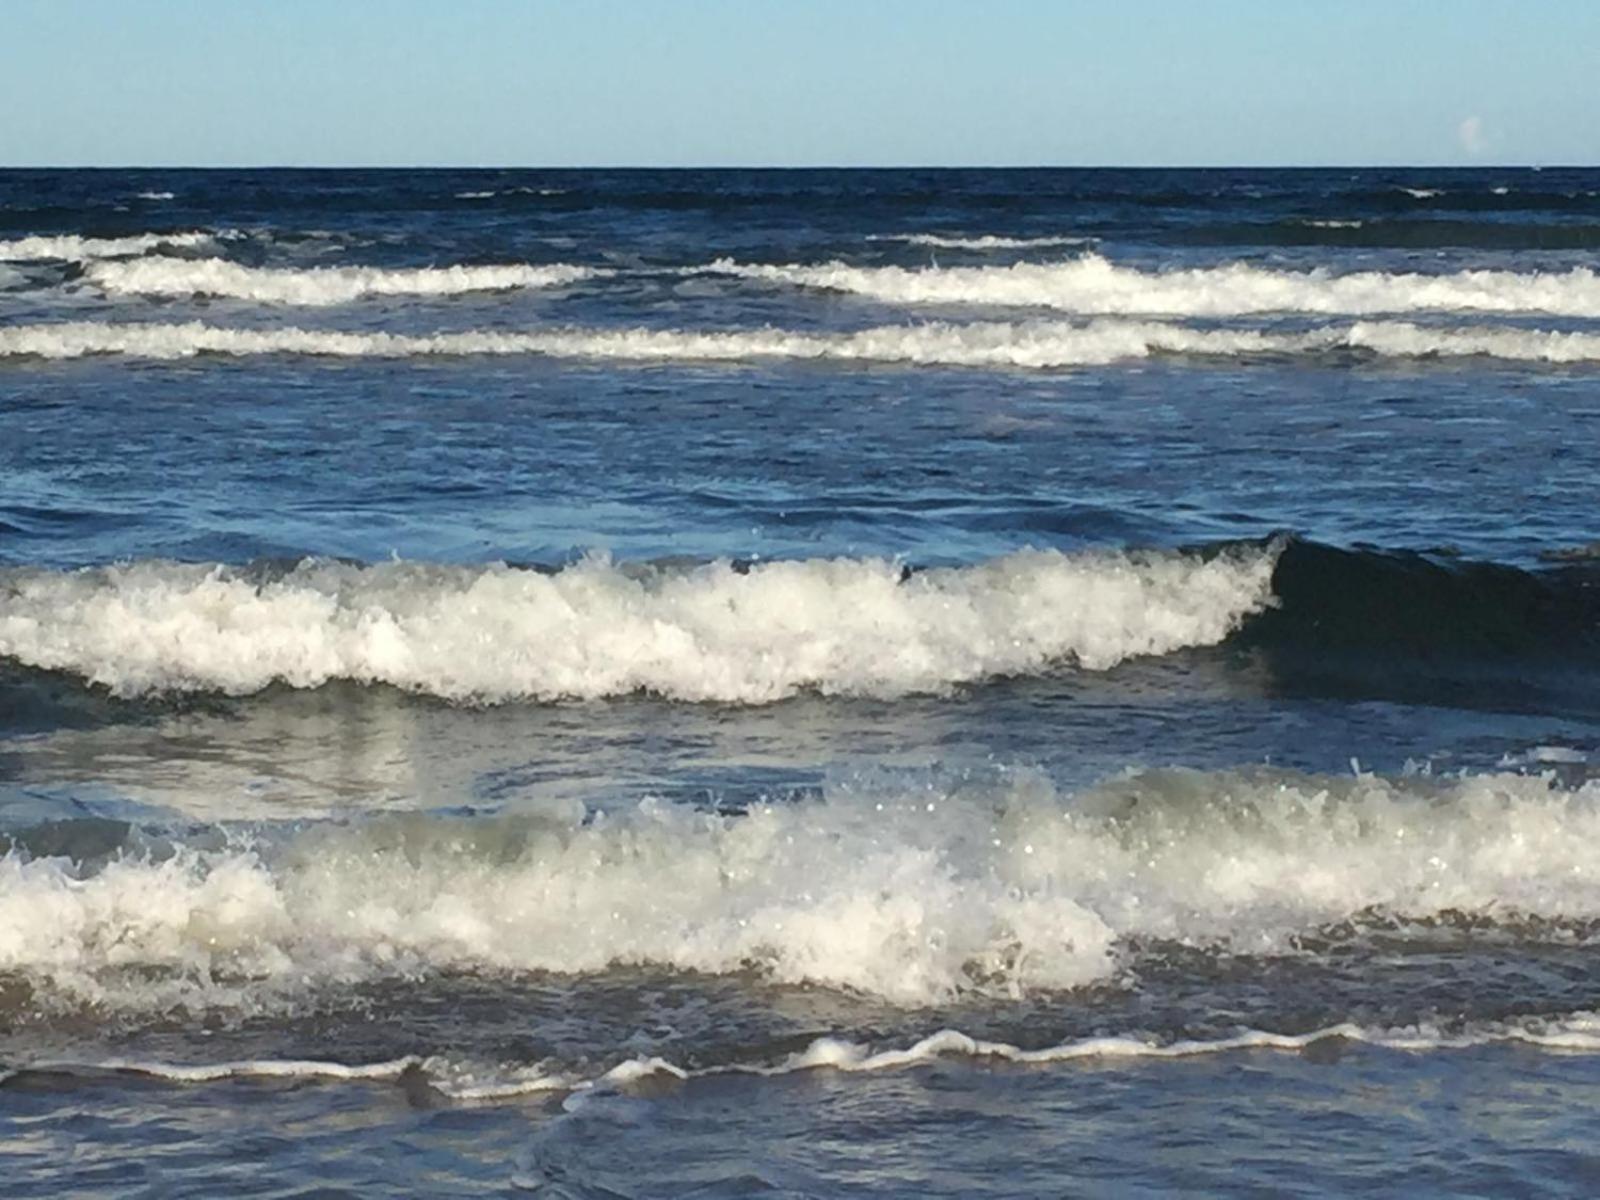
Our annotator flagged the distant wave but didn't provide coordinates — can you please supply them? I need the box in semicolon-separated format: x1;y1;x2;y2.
453;186;566;200
0;547;1275;702
134;190;175;201
83;257;600;304
0;230;217;262
872;233;1097;250
712;253;1600;317
1;765;1597;1011
8;317;1600;366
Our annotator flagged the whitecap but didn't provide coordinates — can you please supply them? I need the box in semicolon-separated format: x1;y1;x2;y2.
83;257;600;304
711;253;1600;318
0;545;1278;702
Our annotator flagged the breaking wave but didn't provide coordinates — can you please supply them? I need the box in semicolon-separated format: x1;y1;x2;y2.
713;253;1600;317
2;766;1599;1011
0;230;218;262
0;546;1276;702
7;318;1600;365
1243;540;1600;663
82;257;600;304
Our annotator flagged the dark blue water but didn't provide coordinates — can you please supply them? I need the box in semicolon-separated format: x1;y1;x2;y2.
2;168;1599;1197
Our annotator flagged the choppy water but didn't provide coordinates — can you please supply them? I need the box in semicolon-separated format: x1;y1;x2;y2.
2;167;1600;1197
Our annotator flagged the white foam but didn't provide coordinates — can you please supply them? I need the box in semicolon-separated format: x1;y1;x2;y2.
736;1014;1600;1079
87;1056;421;1083
1400;187;1445;199
83;257;599;304
1302;219;1364;230
452;187;565;199
874;233;1097;250
33;1012;1600;1101
4;767;1600;1014
0;231;216;262
6;317;1600;366
712;253;1600;317
1340;320;1600;363
0;316;1290;366
0;546;1276;702
135;191;175;201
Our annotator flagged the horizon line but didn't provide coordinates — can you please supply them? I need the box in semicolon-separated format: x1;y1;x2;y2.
0;162;1586;172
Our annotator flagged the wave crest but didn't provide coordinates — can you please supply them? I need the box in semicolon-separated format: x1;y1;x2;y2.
83;258;600;304
7;318;1600;365
0;547;1276;702
0;231;218;262
714;253;1600;317
3;767;1599;1011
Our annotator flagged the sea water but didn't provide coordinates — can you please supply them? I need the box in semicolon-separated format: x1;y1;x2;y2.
2;168;1599;1196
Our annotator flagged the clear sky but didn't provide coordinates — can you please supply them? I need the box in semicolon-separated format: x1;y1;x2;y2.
3;0;1597;167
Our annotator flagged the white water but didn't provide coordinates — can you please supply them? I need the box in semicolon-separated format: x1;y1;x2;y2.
0;546;1275;701
2;767;1599;1012
5;317;1600;365
31;1010;1600;1102
713;253;1600;317
872;233;1097;250
0;231;218;261
83;258;600;304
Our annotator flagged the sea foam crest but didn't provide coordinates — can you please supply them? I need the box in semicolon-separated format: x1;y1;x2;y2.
0;547;1276;702
6;318;1600;365
873;233;1097;250
83;258;599;304
3;768;1600;1011
0;317;1292;365
713;253;1600;317
0;231;218;262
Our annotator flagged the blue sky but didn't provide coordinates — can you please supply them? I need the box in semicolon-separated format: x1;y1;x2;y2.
3;0;1596;167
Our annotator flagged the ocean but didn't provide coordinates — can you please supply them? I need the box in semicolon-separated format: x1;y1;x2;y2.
1;167;1598;1196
